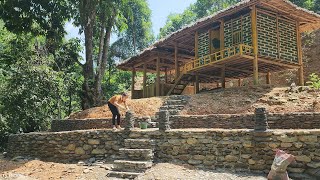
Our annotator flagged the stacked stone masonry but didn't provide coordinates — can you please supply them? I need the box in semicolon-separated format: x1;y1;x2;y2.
108;138;154;179
51;117;150;132
170;112;320;129
51;112;320;132
7;129;320;179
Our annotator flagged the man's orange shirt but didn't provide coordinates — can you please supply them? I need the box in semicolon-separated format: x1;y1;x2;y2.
108;95;125;106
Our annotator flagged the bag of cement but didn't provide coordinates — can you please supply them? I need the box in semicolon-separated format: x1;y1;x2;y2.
267;149;295;180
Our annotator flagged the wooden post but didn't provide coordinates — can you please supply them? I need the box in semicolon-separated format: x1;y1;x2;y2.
296;21;304;86
216;82;219;88
165;67;168;84
174;42;179;80
238;78;242;87
251;5;259;85
143;63;147;98
266;72;271;85
195;73;200;94
221;65;226;88
131;68;136;98
195;31;199;59
156;56;160;96
220;20;225;50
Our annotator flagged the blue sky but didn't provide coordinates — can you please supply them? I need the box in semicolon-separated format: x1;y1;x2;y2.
65;0;196;42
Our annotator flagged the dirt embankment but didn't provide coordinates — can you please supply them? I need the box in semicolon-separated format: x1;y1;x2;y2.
68;85;319;119
181;85;319;115
68;97;164;119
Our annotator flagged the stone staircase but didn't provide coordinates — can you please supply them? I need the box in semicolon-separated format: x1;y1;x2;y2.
108;138;154;179
157;95;190;116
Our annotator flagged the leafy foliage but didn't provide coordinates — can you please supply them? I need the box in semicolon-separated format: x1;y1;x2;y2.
307;73;320;90
159;0;240;38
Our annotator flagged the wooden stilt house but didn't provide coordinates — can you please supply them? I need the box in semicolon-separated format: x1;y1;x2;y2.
117;0;320;99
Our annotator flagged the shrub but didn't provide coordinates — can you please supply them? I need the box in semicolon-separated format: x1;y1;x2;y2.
307;73;320;90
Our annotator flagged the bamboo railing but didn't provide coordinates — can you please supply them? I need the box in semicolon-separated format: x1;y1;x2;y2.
180;44;253;74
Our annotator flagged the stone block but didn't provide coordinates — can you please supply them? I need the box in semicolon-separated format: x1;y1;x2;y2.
75;147;85;155
225;155;238;162
88;139;100;145
66;144;76;151
193;155;205;160
186;138;197;145
188;159;202;165
299;135;317;143
280;142;292;148
277;135;297;142
296;155;312;163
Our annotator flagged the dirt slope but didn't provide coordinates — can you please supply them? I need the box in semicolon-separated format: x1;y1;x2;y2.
68;97;163;119
181;85;319;115
68;85;319;119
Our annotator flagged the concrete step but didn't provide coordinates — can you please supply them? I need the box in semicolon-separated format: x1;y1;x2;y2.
124;139;154;149
119;148;153;161
113;160;152;172
108;171;142;179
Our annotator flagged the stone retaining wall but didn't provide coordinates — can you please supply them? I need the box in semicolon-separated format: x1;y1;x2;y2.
7;129;320;179
51;117;151;132
170;112;320;129
7;130;126;162
51;112;320;132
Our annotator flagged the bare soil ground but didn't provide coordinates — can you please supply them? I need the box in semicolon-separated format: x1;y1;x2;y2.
69;85;319;119
181;85;320;115
68;97;164;119
0;156;267;180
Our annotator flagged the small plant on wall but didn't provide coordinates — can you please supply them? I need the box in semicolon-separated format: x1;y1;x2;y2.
307;73;320;90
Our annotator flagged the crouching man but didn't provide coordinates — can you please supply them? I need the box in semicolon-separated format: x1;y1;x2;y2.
107;93;129;130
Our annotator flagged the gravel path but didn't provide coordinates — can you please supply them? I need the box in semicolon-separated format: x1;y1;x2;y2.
137;163;267;180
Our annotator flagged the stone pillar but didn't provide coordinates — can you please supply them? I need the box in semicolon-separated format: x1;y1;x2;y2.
159;110;170;131
125;110;135;131
254;107;269;131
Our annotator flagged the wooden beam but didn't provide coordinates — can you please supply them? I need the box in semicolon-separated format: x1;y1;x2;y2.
257;58;299;69
238;78;242;87
131;68;136;98
195;73;200;94
251;5;259;85
156;56;160;96
143;63;147;98
195;31;199;59
296;21;304;86
220;20;225;50
165;67;168;83
174;42;180;80
221;64;226;88
266;72;271;85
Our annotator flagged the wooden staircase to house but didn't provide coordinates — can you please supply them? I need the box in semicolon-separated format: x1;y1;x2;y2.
167;74;194;96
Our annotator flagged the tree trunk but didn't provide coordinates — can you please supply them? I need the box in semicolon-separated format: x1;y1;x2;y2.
93;16;114;106
80;0;97;109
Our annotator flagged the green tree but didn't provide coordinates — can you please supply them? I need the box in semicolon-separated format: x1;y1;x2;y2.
159;0;240;38
73;0;153;109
